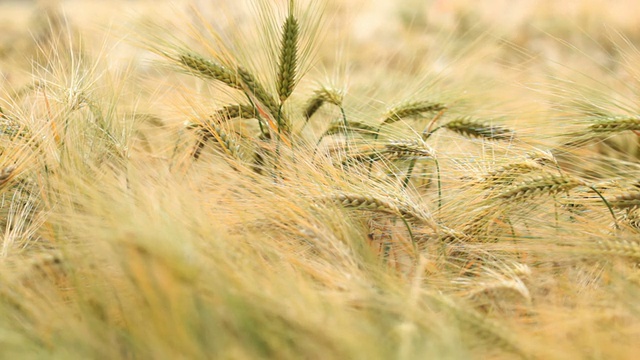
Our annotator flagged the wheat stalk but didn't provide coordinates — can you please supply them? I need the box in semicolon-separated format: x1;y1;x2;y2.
433;297;529;358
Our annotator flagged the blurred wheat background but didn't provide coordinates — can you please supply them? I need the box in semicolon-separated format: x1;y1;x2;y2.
1;0;640;359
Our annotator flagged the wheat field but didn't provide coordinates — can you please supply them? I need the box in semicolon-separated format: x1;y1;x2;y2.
1;0;640;359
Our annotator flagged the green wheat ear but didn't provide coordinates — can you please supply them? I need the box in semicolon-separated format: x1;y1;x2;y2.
276;10;299;102
443;117;515;141
177;53;242;89
383;101;447;125
303;87;344;120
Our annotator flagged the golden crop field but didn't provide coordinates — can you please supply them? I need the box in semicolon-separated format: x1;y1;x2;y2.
2;0;640;358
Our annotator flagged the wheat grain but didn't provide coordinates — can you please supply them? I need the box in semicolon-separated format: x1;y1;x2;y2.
237;66;289;133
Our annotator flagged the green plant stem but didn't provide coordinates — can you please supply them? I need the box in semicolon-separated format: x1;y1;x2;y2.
589;185;618;229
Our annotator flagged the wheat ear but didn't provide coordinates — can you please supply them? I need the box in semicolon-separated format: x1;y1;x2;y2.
382;101;447;125
324;120;376;136
481;161;542;188
237;67;279;116
442;117;515;141
211;104;257;123
594;239;640;259
177;53;242;89
322;192;434;228
276;11;299;102
495;175;584;202
191;122;241;160
346;139;435;163
303;87;344;120
588;115;640;133
609;192;640;209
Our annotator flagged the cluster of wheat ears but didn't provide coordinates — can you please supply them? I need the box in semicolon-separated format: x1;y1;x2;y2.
0;0;640;358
